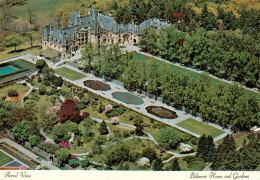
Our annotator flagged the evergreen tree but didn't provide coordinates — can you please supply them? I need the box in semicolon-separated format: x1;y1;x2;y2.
197;134;216;162
99;120;109;135
153;157;163;171
171;158;180;170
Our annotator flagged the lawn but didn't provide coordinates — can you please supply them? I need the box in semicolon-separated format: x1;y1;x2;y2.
133;53;260;99
234;132;248;148
0;151;13;166
176;118;225;138
55;67;87;81
0;41;42;61
0;83;29;101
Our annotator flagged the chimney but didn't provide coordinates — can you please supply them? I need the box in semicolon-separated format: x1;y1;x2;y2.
50;25;53;35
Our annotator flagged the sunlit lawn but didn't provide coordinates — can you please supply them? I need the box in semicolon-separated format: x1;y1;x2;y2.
55;67;87;81
0;83;29;100
0;151;13;166
0;41;42;61
176;118;224;138
234;132;248;148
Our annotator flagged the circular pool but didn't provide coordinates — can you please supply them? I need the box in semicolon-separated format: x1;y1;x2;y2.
146;106;178;119
112;92;144;105
84;80;111;91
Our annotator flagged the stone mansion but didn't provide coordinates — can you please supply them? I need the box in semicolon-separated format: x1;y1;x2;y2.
42;7;170;58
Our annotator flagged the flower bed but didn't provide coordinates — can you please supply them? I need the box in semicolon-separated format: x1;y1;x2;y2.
145;106;178;119
84;80;111;91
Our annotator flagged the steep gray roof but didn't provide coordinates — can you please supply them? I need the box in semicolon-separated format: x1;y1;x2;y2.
44;7;170;46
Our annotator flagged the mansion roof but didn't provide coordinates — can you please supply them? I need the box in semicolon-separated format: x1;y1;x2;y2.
43;7;170;46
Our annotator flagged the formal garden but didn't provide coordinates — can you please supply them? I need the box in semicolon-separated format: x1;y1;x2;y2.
84;80;111;91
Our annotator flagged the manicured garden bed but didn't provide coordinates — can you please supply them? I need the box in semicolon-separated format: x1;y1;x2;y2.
112;92;144;105
55;67;86;81
84;80;111;91
145;106;178;119
0;151;13;166
176;118;224;138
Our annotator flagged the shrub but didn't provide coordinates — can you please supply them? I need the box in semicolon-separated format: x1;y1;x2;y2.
23;82;27;86
38;85;47;95
247;133;254;139
78;91;84;98
81;112;89;120
98;105;104;113
142;147;157;162
80;159;90;168
156;127;183;149
123;131;130;138
31;95;40;102
1;96;6;100
69;159;79;168
8;89;18;97
42;80;51;86
66;82;73;88
191;138;198;145
59;141;70;149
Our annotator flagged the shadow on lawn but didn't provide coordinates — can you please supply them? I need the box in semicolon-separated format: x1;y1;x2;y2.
8;45;41;54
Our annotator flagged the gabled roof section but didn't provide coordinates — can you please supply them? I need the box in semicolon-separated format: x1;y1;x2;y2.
69;11;80;26
43;26;48;40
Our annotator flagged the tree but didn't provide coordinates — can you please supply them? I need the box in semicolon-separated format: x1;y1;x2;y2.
38;85;47;95
153;157;163;171
55;148;70;165
59;99;81;123
81;43;97;72
26;30;37;47
5;33;23;52
171;158;180;170
12;120;31;142
36;59;48;70
156;127;183;149
8;89;18;97
28;135;39;147
197;135;216;162
99;120;108;135
142;147;157;162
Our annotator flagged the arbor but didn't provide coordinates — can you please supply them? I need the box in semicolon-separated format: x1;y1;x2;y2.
59;99;81;123
5;33;23;52
171;158;180;170
99;120;109;135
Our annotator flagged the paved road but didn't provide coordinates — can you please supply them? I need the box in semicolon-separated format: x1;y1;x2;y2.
0;138;59;170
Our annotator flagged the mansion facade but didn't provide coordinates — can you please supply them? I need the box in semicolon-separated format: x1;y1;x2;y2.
42;7;170;58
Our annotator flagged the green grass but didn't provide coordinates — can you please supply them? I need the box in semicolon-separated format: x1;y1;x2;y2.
176;118;225;138
0;151;13;166
14;59;36;69
0;83;29;99
133;53;260;99
235;132;248;148
55;67;86;81
0;42;42;62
